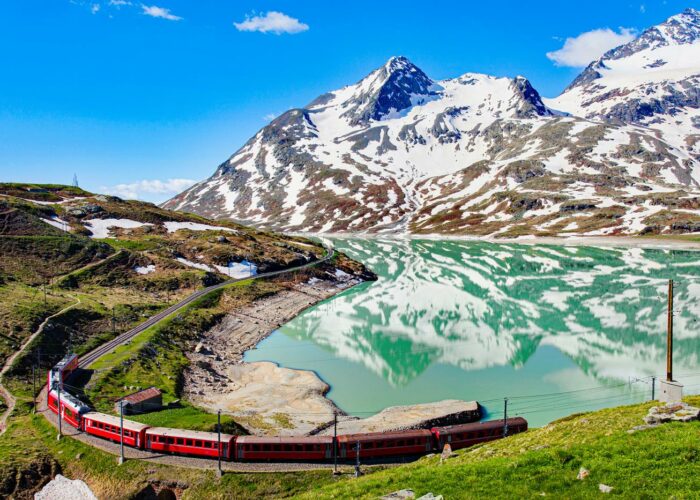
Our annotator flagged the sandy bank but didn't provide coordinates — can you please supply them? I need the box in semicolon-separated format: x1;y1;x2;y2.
317;400;481;436
183;277;355;435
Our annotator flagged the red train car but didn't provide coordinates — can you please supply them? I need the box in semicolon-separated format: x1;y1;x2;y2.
47;353;79;390
47;389;90;429
82;412;149;449
145;427;235;460
431;417;528;451
236;436;333;461
337;429;433;459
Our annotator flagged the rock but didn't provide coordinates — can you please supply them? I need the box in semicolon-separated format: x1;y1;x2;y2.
599;484;613;493
628;423;660;434
381;490;415;499
644;403;700;425
417;494;443;500
440;443;456;463
35;474;97;500
75;453;82;460
577;467;589;480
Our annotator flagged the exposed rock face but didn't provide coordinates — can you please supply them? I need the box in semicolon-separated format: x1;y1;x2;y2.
35;474;97;500
166;10;700;237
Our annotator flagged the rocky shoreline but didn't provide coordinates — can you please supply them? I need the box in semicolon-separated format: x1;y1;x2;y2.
183;274;482;436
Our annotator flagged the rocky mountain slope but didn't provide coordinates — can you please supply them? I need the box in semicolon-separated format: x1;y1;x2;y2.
165;10;700;237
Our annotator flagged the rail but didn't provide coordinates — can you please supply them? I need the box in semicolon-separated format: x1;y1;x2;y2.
79;245;334;368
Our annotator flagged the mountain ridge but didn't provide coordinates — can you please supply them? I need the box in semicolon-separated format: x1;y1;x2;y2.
165;9;700;237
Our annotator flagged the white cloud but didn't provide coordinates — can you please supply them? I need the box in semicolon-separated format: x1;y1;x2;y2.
141;4;182;21
263;113;278;121
109;0;133;6
234;11;309;35
640;4;646;14
90;3;100;14
546;27;637;67
101;178;196;202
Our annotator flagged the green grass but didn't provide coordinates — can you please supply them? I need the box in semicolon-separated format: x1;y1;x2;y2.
101;238;162;251
127;404;246;434
303;395;700;499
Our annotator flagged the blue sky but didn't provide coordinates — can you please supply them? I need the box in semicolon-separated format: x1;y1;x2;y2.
0;0;696;202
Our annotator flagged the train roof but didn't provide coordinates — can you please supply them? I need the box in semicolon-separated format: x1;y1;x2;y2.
53;353;78;371
82;411;150;432
48;389;91;413
432;417;528;434
236;435;333;444
145;427;235;442
337;429;432;443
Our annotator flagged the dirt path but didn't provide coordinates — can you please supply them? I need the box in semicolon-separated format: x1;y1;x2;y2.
0;295;81;434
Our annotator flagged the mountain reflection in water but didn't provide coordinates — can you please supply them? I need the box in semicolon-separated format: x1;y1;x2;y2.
246;239;700;424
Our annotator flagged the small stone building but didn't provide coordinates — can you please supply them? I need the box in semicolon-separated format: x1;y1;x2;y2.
115;387;162;415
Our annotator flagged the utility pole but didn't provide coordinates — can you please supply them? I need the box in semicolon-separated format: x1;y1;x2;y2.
118;401;125;465
217;410;222;477
32;365;36;414
112;307;116;336
503;398;509;438
333;412;339;475
651;376;656;401
667;279;674;382
354;441;361;478
56;384;62;440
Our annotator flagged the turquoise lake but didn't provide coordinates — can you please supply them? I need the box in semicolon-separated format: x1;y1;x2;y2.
245;239;700;426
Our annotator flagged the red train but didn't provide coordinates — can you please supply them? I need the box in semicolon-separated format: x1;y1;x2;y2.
46;360;528;463
47;353;79;390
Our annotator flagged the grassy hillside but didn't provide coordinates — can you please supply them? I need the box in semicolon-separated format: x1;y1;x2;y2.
0;183;374;496
0;183;358;387
302;396;700;499
1;394;697;498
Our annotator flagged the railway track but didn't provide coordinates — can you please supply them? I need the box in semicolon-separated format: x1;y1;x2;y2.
79;245;334;368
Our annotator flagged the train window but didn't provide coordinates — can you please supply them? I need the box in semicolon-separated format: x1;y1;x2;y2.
262;444;270;451
285;445;293;452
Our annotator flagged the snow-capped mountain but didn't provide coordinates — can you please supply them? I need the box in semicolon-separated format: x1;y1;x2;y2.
165;12;700;237
547;8;700;163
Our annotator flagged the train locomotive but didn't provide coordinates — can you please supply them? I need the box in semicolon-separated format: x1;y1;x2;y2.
47;355;528;462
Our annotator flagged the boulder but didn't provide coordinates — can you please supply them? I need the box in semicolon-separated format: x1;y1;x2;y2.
644;403;700;424
577;467;589;480
599;484;613;493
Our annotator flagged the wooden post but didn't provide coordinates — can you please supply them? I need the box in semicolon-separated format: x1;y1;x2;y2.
217;410;222;477
667;279;674;382
333;412;339;475
118;401;125;465
56;384;62;440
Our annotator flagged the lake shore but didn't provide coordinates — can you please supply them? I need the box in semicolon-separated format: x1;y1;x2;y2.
183;273;482;436
308;233;700;250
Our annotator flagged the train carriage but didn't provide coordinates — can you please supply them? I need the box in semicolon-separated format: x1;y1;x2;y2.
236;436;333;461
82;412;149;449
47;389;90;429
145;427;235;460
431;417;528;451
337;429;433;459
47;353;79;390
